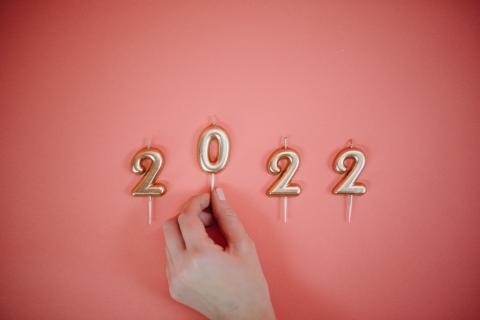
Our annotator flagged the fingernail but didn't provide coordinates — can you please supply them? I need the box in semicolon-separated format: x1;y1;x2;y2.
216;188;226;201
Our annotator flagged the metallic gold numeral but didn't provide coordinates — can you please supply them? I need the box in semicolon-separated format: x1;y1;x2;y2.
131;147;166;196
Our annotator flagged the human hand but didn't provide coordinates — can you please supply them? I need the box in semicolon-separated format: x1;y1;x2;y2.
162;188;276;320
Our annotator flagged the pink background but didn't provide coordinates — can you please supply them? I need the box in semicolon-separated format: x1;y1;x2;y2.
1;1;479;319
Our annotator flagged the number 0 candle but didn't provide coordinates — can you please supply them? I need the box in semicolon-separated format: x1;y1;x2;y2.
198;120;230;191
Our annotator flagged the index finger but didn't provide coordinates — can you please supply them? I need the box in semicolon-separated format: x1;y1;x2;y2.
177;193;211;250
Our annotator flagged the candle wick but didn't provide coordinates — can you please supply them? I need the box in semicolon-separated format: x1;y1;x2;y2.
146;137;152;149
210;115;217;125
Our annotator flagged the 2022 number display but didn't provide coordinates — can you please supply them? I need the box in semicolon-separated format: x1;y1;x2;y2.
130;121;367;224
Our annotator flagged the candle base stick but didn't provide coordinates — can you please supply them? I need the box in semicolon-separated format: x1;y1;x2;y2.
210;173;215;192
347;194;353;224
148;196;152;225
283;196;288;224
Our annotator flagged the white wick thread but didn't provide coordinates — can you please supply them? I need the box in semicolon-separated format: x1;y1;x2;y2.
348;138;353;148
210;115;217;126
146;137;152;149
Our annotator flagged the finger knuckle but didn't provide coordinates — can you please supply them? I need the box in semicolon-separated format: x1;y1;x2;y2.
186;246;207;264
168;275;186;301
168;256;207;301
177;212;188;225
168;264;195;301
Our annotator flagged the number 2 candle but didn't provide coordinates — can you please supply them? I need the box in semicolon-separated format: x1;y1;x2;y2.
266;137;302;223
332;139;367;223
131;139;167;224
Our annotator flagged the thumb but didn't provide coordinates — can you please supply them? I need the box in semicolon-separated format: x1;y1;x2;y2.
211;187;251;251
